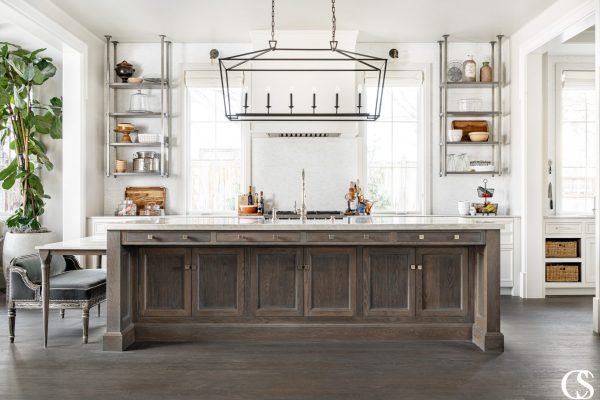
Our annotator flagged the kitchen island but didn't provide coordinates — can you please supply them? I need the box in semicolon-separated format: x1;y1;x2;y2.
103;216;503;352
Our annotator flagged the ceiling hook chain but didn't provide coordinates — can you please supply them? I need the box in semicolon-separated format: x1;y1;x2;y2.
269;0;277;49
330;0;338;50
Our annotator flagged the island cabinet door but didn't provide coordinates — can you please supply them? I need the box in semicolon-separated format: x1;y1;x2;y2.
304;248;357;317
192;248;244;317
250;248;304;317
415;247;469;318
138;247;192;317
363;248;416;317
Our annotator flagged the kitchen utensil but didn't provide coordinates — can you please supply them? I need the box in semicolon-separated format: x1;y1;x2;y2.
447;129;463;142
457;99;482;112
115;60;135;83
115;160;127;173
239;204;258;214
548;182;553;210
129;90;148;113
468;131;489;142
458;201;471;216
132;151;159;172
125;187;166;213
127;77;144;84
451;120;488;141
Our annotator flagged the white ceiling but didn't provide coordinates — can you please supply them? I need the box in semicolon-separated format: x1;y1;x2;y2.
49;0;558;43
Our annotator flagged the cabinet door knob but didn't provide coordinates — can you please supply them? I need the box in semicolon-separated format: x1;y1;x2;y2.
184;265;191;270
454;234;460;240
328;234;335;240
297;265;304;270
147;234;154;240
418;234;425;240
417;265;423;270
410;264;416;270
182;234;189;240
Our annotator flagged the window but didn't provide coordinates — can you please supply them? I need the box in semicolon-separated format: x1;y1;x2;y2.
0;142;20;214
365;73;425;213
555;67;596;215
186;75;243;213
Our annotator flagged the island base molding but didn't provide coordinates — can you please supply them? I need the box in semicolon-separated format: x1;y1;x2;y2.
103;229;504;352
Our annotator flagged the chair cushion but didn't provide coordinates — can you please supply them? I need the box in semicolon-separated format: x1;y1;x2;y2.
49;270;106;301
12;254;67;284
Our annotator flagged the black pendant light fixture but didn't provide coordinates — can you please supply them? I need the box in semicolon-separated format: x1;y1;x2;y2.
219;0;387;121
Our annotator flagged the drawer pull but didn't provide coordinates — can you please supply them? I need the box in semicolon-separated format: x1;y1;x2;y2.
417;265;423;270
147;234;154;240
363;234;370;240
182;234;189;240
454;234;460;240
410;264;416;270
419;234;425;240
328;234;335;240
273;234;278;240
237;234;244;240
184;265;192;270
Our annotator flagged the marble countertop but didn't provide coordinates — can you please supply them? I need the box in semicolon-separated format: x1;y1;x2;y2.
104;216;503;231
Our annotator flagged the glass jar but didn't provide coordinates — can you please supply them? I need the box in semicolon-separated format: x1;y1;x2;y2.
480;61;493;82
463;55;476;82
129;90;148;113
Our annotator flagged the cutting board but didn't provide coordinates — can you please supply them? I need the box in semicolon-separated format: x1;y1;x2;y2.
451;120;488;141
125;187;166;213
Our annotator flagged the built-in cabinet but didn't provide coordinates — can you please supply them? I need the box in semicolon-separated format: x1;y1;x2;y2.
544;217;596;295
136;245;472;321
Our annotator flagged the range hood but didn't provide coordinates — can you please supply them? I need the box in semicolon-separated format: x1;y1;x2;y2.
247;30;360;138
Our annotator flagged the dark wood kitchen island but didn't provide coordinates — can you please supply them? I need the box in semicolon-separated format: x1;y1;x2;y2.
102;216;503;352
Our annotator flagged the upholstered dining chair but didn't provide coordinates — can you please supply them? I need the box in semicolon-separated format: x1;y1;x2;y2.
7;253;106;344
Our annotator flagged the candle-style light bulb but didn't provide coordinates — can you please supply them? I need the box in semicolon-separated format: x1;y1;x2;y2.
289;87;294;111
266;87;271;111
243;86;249;110
357;85;362;110
334;86;340;112
311;87;317;112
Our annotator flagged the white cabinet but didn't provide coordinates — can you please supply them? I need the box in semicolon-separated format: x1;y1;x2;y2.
584;237;596;285
500;247;514;284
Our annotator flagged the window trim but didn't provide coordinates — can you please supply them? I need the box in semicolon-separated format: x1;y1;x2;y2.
182;65;251;215
359;63;432;215
548;58;595;216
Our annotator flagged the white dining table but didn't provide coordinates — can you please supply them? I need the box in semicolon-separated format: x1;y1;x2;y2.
35;236;107;348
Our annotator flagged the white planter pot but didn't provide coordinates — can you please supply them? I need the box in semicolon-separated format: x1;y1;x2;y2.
2;231;58;282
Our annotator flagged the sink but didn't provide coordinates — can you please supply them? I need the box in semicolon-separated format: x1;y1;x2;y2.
268;211;344;220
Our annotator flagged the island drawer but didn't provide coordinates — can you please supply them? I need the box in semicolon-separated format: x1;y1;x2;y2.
216;232;301;242
124;231;211;244
306;232;392;243
396;231;483;244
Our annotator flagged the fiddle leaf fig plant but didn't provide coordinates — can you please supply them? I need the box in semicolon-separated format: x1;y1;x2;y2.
0;43;62;232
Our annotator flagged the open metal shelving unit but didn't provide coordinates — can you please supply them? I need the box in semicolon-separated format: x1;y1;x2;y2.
104;34;171;178
438;34;504;177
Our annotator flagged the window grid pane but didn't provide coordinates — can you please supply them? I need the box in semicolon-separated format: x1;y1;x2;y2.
365;84;421;213
188;86;242;213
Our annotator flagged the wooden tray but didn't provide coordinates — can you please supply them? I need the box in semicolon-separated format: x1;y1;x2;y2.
125;186;166;214
451;120;488;141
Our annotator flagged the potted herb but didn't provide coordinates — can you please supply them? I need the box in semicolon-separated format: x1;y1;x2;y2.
0;43;62;281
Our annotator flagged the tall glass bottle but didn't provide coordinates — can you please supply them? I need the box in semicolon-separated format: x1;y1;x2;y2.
463;55;476;82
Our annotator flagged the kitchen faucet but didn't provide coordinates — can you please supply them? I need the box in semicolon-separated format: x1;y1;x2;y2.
299;169;307;221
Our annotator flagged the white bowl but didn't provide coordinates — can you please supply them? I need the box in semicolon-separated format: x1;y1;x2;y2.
447;129;463;142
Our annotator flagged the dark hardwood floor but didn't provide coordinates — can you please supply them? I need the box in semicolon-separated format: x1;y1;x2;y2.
0;294;598;400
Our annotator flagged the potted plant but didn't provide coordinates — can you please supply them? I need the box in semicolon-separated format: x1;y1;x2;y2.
0;43;62;281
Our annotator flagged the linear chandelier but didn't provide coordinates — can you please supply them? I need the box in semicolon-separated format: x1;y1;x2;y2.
219;0;387;122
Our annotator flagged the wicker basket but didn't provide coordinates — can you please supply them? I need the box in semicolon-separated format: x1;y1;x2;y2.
545;240;578;258
545;264;580;282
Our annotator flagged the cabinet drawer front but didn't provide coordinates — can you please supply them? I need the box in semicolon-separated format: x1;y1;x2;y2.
585;222;595;235
125;231;211;244
216;232;301;243
545;222;582;235
306;232;391;243
397;231;483;244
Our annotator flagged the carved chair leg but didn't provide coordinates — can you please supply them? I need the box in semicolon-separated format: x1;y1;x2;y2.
8;307;16;343
82;308;89;344
60;309;65;319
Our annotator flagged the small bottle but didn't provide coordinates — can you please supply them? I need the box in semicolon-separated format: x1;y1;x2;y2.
257;191;264;214
247;186;254;206
463;55;476;82
480;61;493;82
